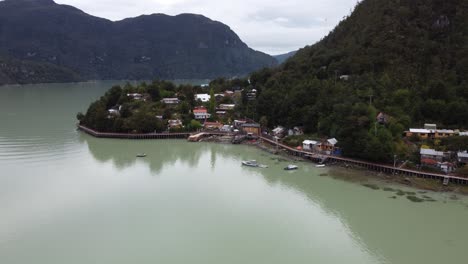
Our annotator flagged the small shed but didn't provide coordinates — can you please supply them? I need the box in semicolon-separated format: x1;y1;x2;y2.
241;123;261;136
302;140;318;151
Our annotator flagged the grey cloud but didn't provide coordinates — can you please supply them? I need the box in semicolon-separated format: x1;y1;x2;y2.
248;8;328;28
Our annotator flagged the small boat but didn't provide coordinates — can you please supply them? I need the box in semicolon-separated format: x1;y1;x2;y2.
136;153;147;157
284;164;298;170
242;160;259;167
315;164;325;168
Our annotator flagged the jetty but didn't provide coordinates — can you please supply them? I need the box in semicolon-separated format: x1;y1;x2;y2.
259;135;468;185
78;125;232;141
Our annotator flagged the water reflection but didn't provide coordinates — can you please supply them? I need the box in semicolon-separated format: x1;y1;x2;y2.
79;133;385;263
80;133;225;174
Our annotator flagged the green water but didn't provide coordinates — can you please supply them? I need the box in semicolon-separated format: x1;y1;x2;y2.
1;82;468;264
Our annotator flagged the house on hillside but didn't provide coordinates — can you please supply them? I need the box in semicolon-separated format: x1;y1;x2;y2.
376;112;388;124
161;98;180;105
195;94;210;102
247;89;257;100
318;138;338;154
405;124;455;139
241;123;261;136
420;148;456;173
214;94;225;101
168;119;183;130
221;125;233;132
458;151;468;165
107;105;122;118
302;140;318;151
193;107;211;120
339;75;350;81
218;104;236;110
272;126;286;138
224;90;234;97
420;148;445;163
216;111;227;117
288;127;304;136
127;93;143;100
233;119;247;129
204;121;223;130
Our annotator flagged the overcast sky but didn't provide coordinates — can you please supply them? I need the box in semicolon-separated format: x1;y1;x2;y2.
55;0;358;55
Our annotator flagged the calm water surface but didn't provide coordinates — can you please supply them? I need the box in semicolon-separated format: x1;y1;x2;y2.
1;82;468;264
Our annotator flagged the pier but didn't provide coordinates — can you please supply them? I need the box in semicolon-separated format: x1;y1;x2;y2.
78;125;232;140
259;136;468;185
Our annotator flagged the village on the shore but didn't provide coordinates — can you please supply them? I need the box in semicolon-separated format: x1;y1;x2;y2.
77;80;468;178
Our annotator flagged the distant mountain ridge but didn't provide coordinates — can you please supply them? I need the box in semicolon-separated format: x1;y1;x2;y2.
273;51;297;64
0;0;276;85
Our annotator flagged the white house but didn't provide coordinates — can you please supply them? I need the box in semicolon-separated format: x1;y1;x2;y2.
161;98;180;105
303;140;318;151
458;151;468;164
193;108;211;120
127;93;142;100
195;94;211;102
218;104;236;110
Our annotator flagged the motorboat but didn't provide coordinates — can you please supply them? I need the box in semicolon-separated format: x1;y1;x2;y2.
136;153;147;157
242;160;259;167
284;164;298;170
315;164;325;168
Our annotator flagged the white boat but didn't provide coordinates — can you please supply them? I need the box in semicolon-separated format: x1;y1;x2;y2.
284;164;298;170
315;164;325;168
136;153;147;157
241;160;268;168
242;160;259;167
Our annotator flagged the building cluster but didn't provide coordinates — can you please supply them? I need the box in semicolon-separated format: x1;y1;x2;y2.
419;148;468;173
405;123;462;139
407;124;468;173
302;138;340;155
194;89;243;103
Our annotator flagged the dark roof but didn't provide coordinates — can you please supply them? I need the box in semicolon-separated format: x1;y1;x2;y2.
241;123;260;128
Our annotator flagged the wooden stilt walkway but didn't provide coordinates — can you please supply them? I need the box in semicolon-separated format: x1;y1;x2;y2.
77;125;232;140
260;136;468;185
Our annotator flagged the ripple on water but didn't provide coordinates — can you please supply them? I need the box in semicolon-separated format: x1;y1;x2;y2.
0;132;84;164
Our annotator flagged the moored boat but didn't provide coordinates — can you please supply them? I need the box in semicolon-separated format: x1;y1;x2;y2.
242;160;259;167
315;164;325;168
136;153;147;157
284;164;298;170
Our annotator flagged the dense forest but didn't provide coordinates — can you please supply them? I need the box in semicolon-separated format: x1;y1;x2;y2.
77;80;243;134
246;0;468;162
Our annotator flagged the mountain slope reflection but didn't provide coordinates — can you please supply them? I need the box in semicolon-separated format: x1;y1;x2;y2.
81;134;240;174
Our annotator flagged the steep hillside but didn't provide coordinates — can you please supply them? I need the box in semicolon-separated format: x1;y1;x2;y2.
250;0;468;162
0;0;276;84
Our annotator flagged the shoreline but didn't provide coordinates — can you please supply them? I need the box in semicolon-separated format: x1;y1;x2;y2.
77;127;468;194
247;139;468;196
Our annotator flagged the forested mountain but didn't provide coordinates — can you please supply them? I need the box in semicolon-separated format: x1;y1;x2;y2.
0;0;276;85
273;50;297;64
249;0;468;162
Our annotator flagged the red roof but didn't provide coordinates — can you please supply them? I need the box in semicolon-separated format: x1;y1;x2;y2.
193;109;207;113
421;158;438;165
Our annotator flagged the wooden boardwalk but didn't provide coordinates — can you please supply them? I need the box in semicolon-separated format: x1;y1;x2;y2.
77;125;468;185
77;125;231;140
260;136;468;185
